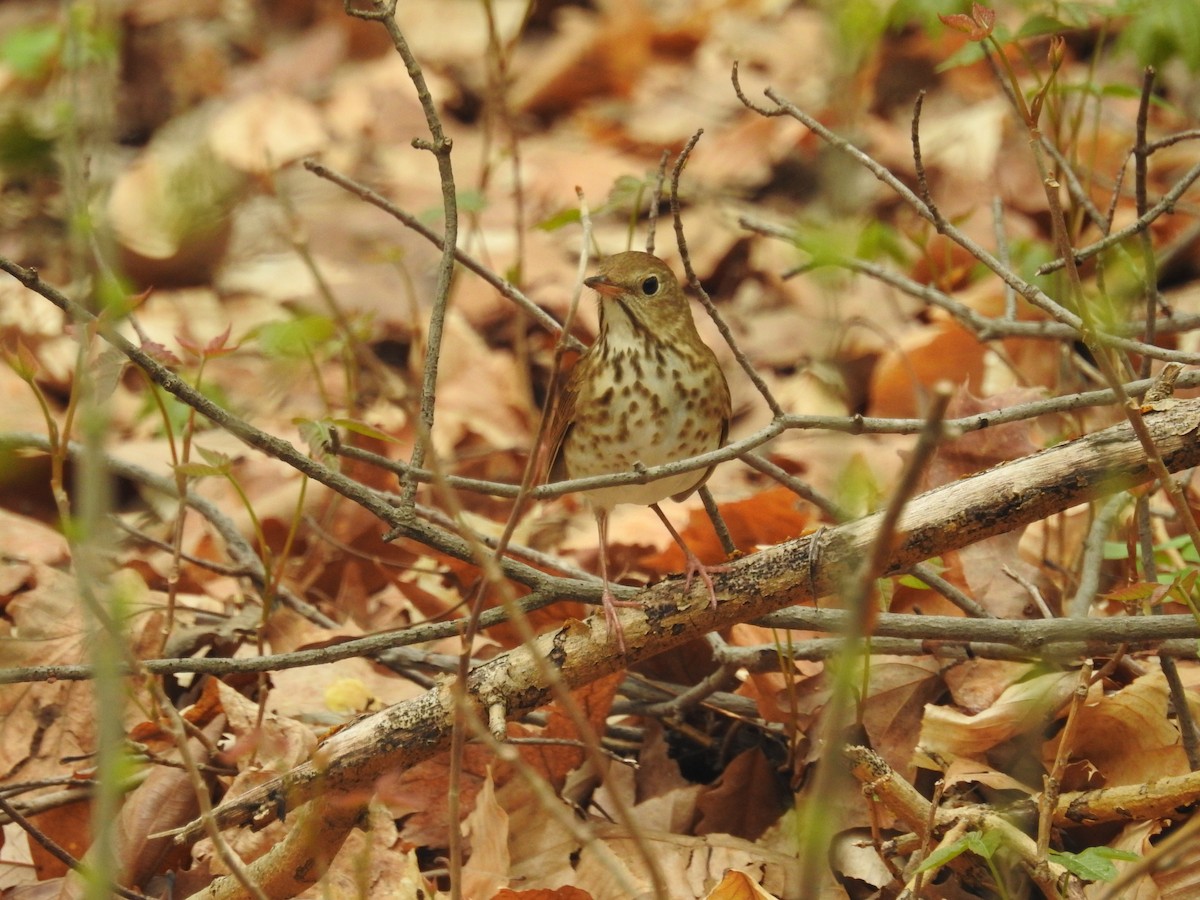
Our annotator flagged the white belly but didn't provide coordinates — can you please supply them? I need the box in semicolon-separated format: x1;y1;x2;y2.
561;343;725;510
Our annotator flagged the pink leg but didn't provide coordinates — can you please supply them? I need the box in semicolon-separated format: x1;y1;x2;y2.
651;504;728;609
594;507;640;653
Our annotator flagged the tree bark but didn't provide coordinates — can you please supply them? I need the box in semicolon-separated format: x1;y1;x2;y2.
177;397;1200;841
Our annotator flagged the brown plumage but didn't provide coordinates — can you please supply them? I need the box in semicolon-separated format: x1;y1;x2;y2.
548;251;731;651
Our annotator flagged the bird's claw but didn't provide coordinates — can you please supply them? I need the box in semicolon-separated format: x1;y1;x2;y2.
682;553;729;610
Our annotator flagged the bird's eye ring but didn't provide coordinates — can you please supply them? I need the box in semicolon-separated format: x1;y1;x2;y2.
641;275;659;296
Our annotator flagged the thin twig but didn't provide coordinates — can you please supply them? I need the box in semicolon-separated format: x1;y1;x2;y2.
738;212;1200;362
1138;488;1200;771
344;2;459;516
907;563;992;618
1135;67;1162;379
911;91;941;226
1037;154;1200;274
645;149;670;254
302;159;581;351
672;130;786;419
1068;493;1128;617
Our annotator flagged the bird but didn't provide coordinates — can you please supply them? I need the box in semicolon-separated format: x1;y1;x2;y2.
547;250;732;651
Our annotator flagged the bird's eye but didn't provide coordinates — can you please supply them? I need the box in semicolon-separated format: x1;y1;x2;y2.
641;275;659;296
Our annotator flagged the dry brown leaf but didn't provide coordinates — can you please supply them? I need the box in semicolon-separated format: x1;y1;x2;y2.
859;657;945;781
1044;670;1189;789
642;486;813;574
888;577;973;617
25;795;89;881
0;508;68;577
869;318;986;418
494;887;593;900
566;825;698;899
706;867;780;899
0;566;100;781
117;757;203;886
1153;833;1200;900
434;311;533;454
916;669;1078;766
926;385;1046;484
828;828;896;895
694;748;784;841
208;89;328;173
263;607;426;719
107;117;242;283
214;678;316;774
1084;819;1162;899
292;803;429;899
380;742;512;849
510;6;656;118
944;659;1038;714
462;767;511;899
950;531;1053;618
499;773;585;891
734;634;825;729
942;757;1035;794
909;235;986;294
517;671;622;791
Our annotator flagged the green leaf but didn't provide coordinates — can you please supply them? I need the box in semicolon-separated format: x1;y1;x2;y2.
195;445;232;468
174;462;224;479
1102;540;1128;561
606;174;648;208
917;834;973;871
1119;0;1200;70
1048;846;1139;882
788;217;862;270
0;114;57;176
537;171;662;232
327;417;401;442
834;453;882;519
857;220;909;263
139;382;228;437
963;827;1003;860
886;0;963;35
253;315;337;359
898;559;944;588
457;188;487;213
1016;15;1074;39
0;25;60;79
296;419;335;463
536;206;582;232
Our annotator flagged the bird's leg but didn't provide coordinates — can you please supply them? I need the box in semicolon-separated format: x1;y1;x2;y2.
651;503;728;609
593;507;641;652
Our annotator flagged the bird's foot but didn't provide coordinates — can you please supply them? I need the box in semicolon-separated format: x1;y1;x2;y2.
682;552;730;610
601;586;641;653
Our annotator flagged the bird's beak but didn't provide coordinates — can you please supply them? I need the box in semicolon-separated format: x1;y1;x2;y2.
585;275;623;297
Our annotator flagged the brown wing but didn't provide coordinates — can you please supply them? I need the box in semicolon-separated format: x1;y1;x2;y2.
541;355;584;486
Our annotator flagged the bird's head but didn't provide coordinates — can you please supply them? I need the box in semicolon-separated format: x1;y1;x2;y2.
585;251;695;338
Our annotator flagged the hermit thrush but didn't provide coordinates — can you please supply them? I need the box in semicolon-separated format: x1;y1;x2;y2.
548;251;732;651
